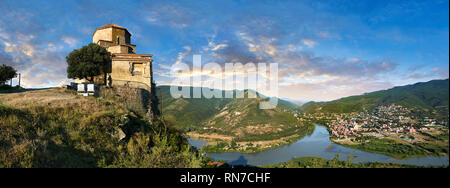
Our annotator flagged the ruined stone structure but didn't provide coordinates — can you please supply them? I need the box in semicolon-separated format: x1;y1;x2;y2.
77;24;159;118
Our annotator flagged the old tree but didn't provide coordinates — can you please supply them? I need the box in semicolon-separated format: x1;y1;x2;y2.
0;64;17;85
66;43;111;83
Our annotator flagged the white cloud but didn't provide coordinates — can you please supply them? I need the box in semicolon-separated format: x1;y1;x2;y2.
3;41;36;57
432;67;449;78
0;29;68;88
169;46;192;68
142;3;195;28
301;39;317;48
211;44;228;51
348;58;360;63
61;36;79;48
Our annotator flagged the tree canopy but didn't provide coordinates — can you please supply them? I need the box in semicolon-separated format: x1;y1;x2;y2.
0;64;17;85
66;43;111;82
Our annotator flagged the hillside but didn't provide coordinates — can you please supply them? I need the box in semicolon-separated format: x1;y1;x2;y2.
0;88;204;168
297;79;449;158
263;156;429;168
301;79;449;117
156;86;313;151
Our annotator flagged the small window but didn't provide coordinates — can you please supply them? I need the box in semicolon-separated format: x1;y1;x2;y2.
117;36;120;45
133;63;143;75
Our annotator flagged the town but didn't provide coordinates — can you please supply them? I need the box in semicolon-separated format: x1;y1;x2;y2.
293;104;449;143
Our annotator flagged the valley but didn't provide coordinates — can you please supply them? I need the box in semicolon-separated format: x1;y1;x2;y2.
1;79;448;167
157;86;315;153
294;79;449;158
160;79;449;158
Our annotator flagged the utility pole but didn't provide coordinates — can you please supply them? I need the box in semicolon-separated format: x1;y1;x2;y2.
160;87;164;117
18;73;21;87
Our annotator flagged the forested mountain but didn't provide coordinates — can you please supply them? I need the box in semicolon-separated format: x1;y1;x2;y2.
300;79;449;117
156;86;306;141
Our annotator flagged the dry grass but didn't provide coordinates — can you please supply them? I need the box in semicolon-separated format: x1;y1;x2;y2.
0;88;76;107
0;88;205;168
0;88;129;115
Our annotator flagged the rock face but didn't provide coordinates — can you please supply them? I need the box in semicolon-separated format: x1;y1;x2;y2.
147;82;160;121
99;86;160;120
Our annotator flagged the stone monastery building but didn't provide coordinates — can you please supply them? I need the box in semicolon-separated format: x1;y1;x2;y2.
78;24;154;92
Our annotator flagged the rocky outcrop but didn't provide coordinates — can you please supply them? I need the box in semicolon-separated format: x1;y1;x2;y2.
99;86;159;120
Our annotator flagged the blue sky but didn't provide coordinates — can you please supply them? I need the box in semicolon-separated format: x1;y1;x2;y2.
0;0;448;100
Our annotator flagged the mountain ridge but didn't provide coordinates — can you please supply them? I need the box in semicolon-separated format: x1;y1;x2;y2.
300;79;449;117
156;86;312;145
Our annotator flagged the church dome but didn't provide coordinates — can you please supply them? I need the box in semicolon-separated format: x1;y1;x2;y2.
93;24;130;36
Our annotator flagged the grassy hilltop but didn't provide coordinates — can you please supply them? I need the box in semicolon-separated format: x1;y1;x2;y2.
0;88;204;168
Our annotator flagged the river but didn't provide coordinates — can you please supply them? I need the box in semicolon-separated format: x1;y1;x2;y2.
187;124;449;167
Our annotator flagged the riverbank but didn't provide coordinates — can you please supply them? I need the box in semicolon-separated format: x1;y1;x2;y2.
333;138;449;159
187;123;315;153
307;119;450;159
189;124;449;167
328;127;449;159
262;156;446;168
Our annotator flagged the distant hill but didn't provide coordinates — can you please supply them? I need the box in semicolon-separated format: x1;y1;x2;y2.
280;98;308;107
156;86;307;141
300;79;449;116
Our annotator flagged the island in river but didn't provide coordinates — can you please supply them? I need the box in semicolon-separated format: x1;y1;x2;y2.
188;124;449;167
187;122;315;153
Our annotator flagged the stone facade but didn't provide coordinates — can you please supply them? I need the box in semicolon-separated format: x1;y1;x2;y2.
77;24;154;92
77;24;159;118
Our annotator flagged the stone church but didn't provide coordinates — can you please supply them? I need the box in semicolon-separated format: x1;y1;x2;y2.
76;24;155;92
76;24;159;118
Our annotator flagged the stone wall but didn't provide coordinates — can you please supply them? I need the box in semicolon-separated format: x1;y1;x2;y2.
99;86;147;115
111;28;129;45
110;61;152;89
99;86;159;119
108;45;135;53
93;27;130;45
93;27;113;43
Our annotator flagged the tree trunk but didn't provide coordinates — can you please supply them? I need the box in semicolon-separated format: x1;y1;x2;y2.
86;77;94;83
104;72;107;85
